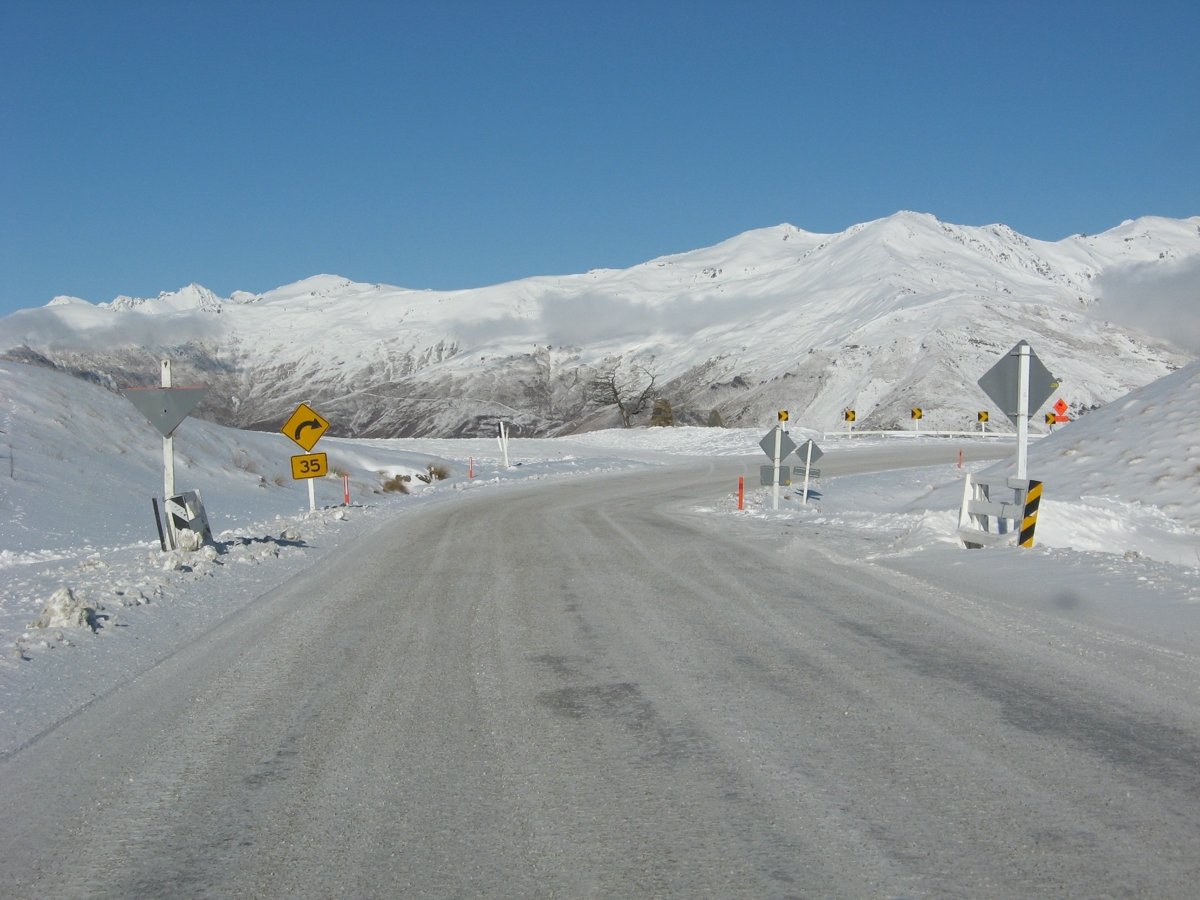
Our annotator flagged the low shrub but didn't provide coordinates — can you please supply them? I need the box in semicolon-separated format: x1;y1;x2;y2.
416;462;450;483
381;473;410;493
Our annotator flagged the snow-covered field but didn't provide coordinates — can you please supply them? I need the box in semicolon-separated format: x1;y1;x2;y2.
4;356;1200;753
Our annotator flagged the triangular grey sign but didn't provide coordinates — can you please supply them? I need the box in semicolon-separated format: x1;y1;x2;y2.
977;341;1060;424
123;387;208;436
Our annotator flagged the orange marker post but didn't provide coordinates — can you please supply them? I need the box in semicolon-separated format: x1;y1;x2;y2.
958;448;963;469
469;456;474;478
738;476;744;510
343;474;350;505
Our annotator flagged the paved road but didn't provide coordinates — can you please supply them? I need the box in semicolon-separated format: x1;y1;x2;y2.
4;443;1200;899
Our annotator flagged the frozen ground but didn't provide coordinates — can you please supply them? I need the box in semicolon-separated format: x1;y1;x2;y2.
3;358;1200;757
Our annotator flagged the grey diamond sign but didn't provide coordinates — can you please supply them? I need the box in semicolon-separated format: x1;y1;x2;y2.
796;439;823;464
760;427;797;461
977;341;1060;424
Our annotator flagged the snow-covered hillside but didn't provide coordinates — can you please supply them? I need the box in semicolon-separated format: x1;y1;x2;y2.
989;355;1200;531
2;212;1196;438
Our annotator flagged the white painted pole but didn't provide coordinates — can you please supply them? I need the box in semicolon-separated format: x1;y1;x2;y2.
161;359;176;550
772;423;782;510
802;440;813;506
163;436;175;501
498;421;510;468
307;477;316;512
161;359;175;500
1016;341;1030;481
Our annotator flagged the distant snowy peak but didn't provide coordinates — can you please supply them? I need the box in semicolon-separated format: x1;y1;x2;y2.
101;283;227;314
59;214;1200;321
645;223;828;270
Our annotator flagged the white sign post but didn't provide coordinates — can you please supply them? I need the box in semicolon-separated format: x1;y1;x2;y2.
796;439;824;506
122;359;209;549
1015;342;1030;480
978;340;1059;482
161;360;175;501
758;423;796;511
772;425;783;510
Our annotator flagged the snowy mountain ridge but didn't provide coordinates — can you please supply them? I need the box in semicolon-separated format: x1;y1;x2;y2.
2;211;1197;437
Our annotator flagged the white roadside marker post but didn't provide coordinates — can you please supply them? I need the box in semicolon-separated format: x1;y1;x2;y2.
307;474;316;512
498;421;511;468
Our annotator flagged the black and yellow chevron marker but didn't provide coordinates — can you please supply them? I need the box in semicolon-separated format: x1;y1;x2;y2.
844;409;856;422
911;408;922;419
778;410;789;422
978;411;988;423
1019;480;1043;548
1045;412;1056;425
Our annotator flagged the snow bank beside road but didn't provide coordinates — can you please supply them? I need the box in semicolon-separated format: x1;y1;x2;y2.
0;362;647;685
1020;357;1200;529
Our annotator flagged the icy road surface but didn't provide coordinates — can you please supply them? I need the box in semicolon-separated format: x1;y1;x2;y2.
3;445;1200;899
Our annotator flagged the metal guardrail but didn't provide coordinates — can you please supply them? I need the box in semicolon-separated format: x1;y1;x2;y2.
822;430;1016;438
957;474;1041;548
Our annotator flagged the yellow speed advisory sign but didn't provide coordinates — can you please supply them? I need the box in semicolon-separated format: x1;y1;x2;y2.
291;452;328;480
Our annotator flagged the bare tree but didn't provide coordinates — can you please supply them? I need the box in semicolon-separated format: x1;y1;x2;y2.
521;347;595;429
590;362;658;428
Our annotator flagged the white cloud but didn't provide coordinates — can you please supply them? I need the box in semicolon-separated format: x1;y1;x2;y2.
1091;257;1200;354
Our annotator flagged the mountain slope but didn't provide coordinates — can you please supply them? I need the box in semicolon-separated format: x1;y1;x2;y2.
2;212;1196;437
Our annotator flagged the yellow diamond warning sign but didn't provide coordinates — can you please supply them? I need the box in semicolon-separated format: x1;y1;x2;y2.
282;403;329;451
291;452;328;480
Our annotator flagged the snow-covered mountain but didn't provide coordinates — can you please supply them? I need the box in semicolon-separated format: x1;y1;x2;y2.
2;211;1197;437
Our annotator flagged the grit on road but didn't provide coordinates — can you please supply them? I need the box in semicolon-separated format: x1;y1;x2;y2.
3;444;1200;899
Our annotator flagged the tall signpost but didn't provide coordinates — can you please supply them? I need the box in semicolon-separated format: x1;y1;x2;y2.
796;438;823;506
1016;342;1030;479
960;339;1058;550
759;411;796;511
122;360;209;549
977;340;1059;481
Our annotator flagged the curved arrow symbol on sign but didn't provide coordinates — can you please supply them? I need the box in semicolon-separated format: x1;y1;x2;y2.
294;419;323;441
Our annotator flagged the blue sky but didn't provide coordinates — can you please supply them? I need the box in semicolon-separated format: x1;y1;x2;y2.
1;1;1197;315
